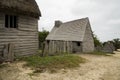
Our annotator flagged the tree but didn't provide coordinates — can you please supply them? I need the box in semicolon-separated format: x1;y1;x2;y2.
112;38;120;50
39;30;49;49
93;33;102;47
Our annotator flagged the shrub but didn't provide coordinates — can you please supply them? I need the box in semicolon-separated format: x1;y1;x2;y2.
18;54;86;73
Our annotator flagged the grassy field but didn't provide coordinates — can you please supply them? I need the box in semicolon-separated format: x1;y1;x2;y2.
18;54;86;73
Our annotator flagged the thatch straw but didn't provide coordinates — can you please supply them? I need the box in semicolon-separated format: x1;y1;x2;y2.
0;0;41;18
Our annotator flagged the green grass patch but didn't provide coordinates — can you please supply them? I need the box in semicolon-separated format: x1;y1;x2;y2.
84;52;112;56
18;54;86;73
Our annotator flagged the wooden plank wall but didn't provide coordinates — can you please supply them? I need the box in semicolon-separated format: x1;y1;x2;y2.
82;22;94;52
44;40;73;55
0;13;39;56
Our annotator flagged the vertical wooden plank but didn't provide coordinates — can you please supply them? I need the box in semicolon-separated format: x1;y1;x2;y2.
51;41;53;55
63;41;65;53
62;41;63;53
3;44;9;61
61;41;62;53
61;41;63;53
54;41;56;54
57;41;59;53
65;41;66;53
53;41;54;54
67;41;70;53
69;41;71;53
43;41;48;56
56;41;59;54
66;41;68;53
49;41;51;55
59;41;61;54
8;43;14;62
3;43;14;62
51;40;53;55
71;41;73;53
59;41;60;54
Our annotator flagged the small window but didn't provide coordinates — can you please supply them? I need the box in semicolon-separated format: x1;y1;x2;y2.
77;42;81;46
5;15;18;28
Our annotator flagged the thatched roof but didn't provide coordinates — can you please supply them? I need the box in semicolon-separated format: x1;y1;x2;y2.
0;0;41;18
46;18;91;41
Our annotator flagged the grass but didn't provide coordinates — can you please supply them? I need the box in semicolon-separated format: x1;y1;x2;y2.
0;64;8;69
84;52;112;56
18;54;86;73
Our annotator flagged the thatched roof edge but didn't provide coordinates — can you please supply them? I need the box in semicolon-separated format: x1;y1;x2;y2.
0;0;41;18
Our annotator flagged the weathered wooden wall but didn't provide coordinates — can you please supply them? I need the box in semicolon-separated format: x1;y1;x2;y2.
72;42;82;53
82;22;94;52
44;40;73;55
0;13;39;56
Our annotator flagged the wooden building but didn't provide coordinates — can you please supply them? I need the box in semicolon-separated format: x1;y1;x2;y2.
102;42;115;53
0;0;41;61
44;18;94;55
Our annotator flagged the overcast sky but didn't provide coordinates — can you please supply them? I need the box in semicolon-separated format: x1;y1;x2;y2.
36;0;120;42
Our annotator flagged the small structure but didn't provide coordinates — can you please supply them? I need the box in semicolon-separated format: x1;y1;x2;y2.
95;42;115;53
102;42;115;53
0;0;41;61
44;18;94;55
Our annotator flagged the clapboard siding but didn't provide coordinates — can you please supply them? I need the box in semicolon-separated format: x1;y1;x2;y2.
82;22;94;52
0;13;4;29
0;31;38;36
0;14;39;56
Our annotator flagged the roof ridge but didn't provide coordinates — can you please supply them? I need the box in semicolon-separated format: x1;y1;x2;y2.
63;17;89;24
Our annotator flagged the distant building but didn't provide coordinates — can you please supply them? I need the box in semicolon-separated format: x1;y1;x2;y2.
102;42;115;53
44;18;94;55
0;0;41;61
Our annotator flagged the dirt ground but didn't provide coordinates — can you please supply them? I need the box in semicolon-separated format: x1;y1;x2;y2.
0;52;120;80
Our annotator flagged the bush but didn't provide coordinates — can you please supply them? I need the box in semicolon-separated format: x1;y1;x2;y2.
18;54;86;73
39;30;49;49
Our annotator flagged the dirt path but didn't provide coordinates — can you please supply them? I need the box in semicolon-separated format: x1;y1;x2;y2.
0;52;120;80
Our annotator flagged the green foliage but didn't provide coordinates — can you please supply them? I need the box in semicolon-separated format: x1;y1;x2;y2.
93;33;102;47
112;38;120;50
39;30;49;49
18;54;86;73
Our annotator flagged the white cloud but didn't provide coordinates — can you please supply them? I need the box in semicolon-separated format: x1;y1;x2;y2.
36;0;120;41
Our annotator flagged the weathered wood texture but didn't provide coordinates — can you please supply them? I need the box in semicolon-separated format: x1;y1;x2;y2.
82;21;94;52
72;42;82;53
44;40;73;55
0;13;39;56
3;43;14;62
46;18;95;54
